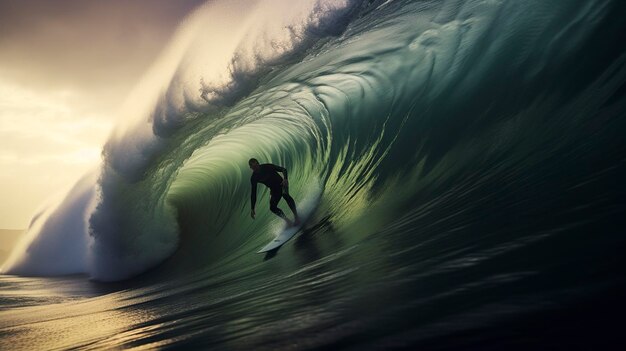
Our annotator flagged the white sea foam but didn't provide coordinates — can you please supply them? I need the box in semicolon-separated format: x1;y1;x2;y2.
2;171;97;275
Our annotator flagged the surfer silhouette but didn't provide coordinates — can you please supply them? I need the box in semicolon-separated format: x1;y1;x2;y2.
249;158;300;226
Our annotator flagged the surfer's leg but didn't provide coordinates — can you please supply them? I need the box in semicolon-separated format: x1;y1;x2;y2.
269;188;291;225
282;189;299;224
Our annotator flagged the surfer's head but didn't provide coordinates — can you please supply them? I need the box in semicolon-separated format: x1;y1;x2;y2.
248;158;260;172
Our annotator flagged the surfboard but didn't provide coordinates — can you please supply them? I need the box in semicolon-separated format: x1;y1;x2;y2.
256;223;303;253
256;186;321;254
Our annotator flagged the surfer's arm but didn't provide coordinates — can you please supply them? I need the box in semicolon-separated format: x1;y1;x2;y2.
271;164;288;183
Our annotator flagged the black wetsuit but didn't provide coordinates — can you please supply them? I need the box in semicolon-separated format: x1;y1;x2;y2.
250;164;297;219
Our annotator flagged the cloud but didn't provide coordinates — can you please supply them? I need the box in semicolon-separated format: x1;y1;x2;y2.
0;81;112;228
0;0;206;111
0;81;112;154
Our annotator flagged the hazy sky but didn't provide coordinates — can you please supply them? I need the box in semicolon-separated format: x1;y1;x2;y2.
0;0;206;229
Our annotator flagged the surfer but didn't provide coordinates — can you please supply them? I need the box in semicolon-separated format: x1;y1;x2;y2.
249;158;300;226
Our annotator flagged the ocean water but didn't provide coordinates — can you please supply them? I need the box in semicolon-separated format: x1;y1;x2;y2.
2;0;626;349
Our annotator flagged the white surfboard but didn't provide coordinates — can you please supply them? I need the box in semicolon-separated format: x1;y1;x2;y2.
256;183;321;254
256;223;303;253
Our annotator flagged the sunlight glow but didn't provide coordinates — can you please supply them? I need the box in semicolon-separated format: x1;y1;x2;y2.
0;81;112;228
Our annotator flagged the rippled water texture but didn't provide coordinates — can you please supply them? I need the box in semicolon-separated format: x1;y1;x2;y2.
2;0;626;349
